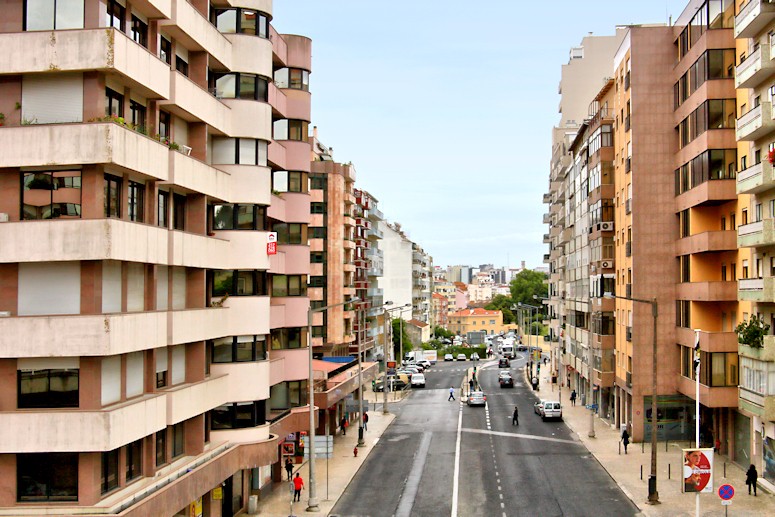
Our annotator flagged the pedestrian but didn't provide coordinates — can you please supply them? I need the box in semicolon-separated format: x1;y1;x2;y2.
284;457;293;481
292;472;304;502
543;357;547;366
512;406;519;426
363;411;369;431
340;415;348;435
468;378;474;393
448;386;455;401
746;464;758;496
621;429;630;454
570;389;577;406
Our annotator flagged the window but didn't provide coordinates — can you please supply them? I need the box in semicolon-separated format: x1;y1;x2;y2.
269;381;308;410
155;349;168;389
273;119;309;142
106;88;124;117
210;270;267;297
22;170;81;220
18;369;79;408
157;190;169;228
273;171;309;193
308;276;325;288
160;36;172;65
273;223;306;244
128;181;144;222
210;335;267;363
310;252;325;263
211;401;266;429
211;138;268;166
211;204;267;231
172;422;185;458
310;175;327;190
676;300;691;328
210;72;269;101
271;275;307;297
274;68;310;91
175;56;189;76
270;327;304;349
211;8;269;38
101;449;119;494
106;0;125;32
130;15;147;47
17;453;78;502
125;439;142;481
310;227;326;239
24;0;84;31
104;174;121;218
311;202;326;214
173;193;186;231
129;100;146;132
155;430;167;466
158;110;171;139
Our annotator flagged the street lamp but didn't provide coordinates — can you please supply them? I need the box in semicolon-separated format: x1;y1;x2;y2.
306;296;360;512
533;295;559;401
604;292;659;505
381;302;412;414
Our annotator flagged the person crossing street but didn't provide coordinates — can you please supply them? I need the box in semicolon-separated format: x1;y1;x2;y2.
512;406;519;426
448;386;455;401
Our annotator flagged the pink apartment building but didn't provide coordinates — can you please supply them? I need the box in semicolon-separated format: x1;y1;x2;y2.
0;1;316;515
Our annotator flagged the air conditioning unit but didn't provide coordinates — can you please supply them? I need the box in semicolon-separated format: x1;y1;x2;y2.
601;261;612;269
0;213;8;222
600;222;613;231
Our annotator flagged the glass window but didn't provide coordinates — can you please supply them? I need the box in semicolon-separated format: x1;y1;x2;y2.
272;275;288;297
172;422;184;458
101;449;119;494
17;453;78;502
215;73;236;98
173;193;185;231
106;0;125;32
213;205;234;230
104;174;121;218
237;205;255;229
240;10;256;35
158;190;169;228
160;37;172;65
211;270;266;297
239;74;257;100
106;88;124;117
130;15;148;47
158;111;171;139
175;56;189;76
129;100;146;132
18;369;79;408
125;439;142;481
210;402;264;429
22;170;81;220
238;138;257;165
213;9;237;33
128;181;144;222
25;0;84;31
212;270;234;297
270;327;303;349
155;430;166;466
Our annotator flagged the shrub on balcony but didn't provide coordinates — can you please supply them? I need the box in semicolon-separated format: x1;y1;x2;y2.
769;149;775;165
735;314;770;349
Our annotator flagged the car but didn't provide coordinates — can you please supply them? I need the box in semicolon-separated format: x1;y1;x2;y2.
541;401;563;421
516;344;528;351
457;354;467;361
444;353;454;361
417;359;431;370
374;374;408;392
467;391;486;406
498;358;510;368
534;400;546;415
498;371;514;388
410;373;426;388
470;352;480;361
441;338;452;344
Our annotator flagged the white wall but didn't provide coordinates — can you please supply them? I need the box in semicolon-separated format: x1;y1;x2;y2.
127;263;145;312
377;222;412;319
126;351;144;398
18;262;81;315
102;261;122;313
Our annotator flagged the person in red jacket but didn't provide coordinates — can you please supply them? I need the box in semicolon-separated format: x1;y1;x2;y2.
292;473;304;502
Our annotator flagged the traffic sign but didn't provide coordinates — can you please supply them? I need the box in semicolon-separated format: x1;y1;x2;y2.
721;500;731;506
718;484;734;501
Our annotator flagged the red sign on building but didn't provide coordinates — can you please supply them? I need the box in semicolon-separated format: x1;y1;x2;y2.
267;232;277;255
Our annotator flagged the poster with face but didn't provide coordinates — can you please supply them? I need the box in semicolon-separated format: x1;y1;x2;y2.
682;448;713;493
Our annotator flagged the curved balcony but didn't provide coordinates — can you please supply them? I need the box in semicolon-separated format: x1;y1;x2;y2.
170;229;231;269
737;160;775;195
269;407;310;443
226;33;273;77
270;297;310;329
266;192;311;224
273;140;311;171
223;296;271;336
269;82;287;117
282;88;312;122
222;99;272;140
216;164;271;205
268;244;310;275
166;374;230;425
0;123;170;180
209;230;272;270
167;72;231;134
270;349;311;383
211;361;271;401
172;152;231;201
225;0;273;14
211;423;272;445
164;0;232;69
279;34;312;71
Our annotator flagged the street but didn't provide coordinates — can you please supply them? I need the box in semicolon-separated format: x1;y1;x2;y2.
332;353;638;517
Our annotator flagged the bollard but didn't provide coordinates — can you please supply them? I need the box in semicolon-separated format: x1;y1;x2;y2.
640;465;643;480
642;440;645;453
724;462;726;478
618;440;621;455
668;463;671;480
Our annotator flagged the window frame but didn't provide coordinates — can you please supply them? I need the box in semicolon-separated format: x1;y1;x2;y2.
101;448;119;494
17;452;78;502
128;180;145;222
21;170;82;220
18;368;80;409
130;15;148;47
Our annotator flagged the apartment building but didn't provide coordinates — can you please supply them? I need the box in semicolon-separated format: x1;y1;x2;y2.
431;292;449;328
379;221;413;318
448;308;507;336
0;1;314;515
411;242;432;324
354;188;385;360
733;0;775;481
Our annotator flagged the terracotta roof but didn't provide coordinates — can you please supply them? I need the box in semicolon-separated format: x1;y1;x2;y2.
449;308;501;317
406;319;429;327
432;293;446;300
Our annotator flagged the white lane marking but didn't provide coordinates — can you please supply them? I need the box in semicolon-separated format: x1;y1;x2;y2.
499;493;503;500
395;432;432;517
461;428;576;444
451;401;463;517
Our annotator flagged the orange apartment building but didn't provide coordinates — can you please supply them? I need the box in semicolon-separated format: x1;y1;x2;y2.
0;1;324;514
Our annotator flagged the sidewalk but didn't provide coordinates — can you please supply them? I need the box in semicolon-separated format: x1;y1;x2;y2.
254;390;400;516
530;368;775;516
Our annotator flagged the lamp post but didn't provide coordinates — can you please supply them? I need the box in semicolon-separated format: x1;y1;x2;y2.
534;295;559;401
605;292;659;505
306;296;360;512
357;303;365;447
381;303;411;414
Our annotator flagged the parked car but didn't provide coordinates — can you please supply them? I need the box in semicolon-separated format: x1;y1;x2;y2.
457;354;467;361
534;400;546;415
541;401;563;421
444;353;454;361
374;374;408;392
410;373;426;388
467;391;486;406
470;352;480;361
516;344;528;351
417;359;431;370
498;358;510;368
498;371;514;388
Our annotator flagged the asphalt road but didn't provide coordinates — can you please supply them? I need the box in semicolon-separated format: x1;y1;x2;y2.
332;354;637;517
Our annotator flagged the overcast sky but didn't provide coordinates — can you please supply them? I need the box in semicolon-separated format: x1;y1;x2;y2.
273;1;690;270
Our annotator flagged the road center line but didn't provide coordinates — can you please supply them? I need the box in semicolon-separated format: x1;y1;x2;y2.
451;402;463;517
395;431;432;517
461;428;576;444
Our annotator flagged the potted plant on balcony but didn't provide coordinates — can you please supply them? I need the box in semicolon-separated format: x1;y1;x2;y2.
735;314;769;352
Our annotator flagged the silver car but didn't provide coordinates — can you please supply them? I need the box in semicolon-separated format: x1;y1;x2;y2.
467;391;486;407
541;401;563;421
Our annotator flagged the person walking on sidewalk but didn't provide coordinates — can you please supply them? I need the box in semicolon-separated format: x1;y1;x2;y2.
284;457;293;481
448;386;455;401
570;390;577;406
292;472;304;502
468;378;474;394
621;429;630;454
512;406;519;426
363;411;369;431
746;464;758;496
340;415;348;436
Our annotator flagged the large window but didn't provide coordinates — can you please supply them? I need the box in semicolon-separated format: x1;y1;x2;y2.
106;0;125;31
678;99;735;147
17;453;78;502
273;223;306;244
158;110;171;138
269;380;308;410
22;171;81;220
272;171;309;193
172;422;185;458
274;68;310;91
125;439;142;482
210;72;269;101
210;270;268;297
173;193;186;231
128;181;144;222
211;8;269;38
270;327;303;350
271;275;307;297
209;335;267;363
676;0;734;59
211;401;266;429
129;100;146;132
175;55;189;76
130;15;148;47
674;49;735;107
158;190;169;228
155;430;167;466
106;88;123;118
211;204;268;231
212;138;268;166
101;449;119;494
104;174;121;218
25;0;84;31
273;119;309;142
18;369;79;408
675;149;736;195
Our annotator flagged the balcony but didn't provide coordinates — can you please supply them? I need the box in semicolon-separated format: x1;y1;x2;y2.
736;44;775;89
737;101;774;141
739;389;775;421
676;328;737;353
735;0;775;38
268;244;310;276
543;193;552;203
625;199;631;214
222;99;273;141
211;423;272;446
675;281;738;301
269;297;310;329
223;296;271;336
226;32;273;78
739;276;775;302
167;72;230;134
675;230;737;255
0;28;170;99
172;152;231;201
0;123;170;180
740;338;775;362
738;219;775;248
543;213;552;224
170;307;231;345
166;374;230;425
677;376;738;408
163;0;232;68
737;160;775;194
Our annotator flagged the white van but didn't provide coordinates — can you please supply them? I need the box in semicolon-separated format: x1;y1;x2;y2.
501;343;514;359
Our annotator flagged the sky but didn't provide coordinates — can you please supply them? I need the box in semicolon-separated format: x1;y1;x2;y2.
273;0;690;270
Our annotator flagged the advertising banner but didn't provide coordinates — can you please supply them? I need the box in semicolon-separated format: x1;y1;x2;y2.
682;448;713;493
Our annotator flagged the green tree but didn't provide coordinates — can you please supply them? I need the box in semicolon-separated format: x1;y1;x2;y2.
433;326;454;339
736;315;770;349
509;269;548;307
485;294;516;324
392;317;413;356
